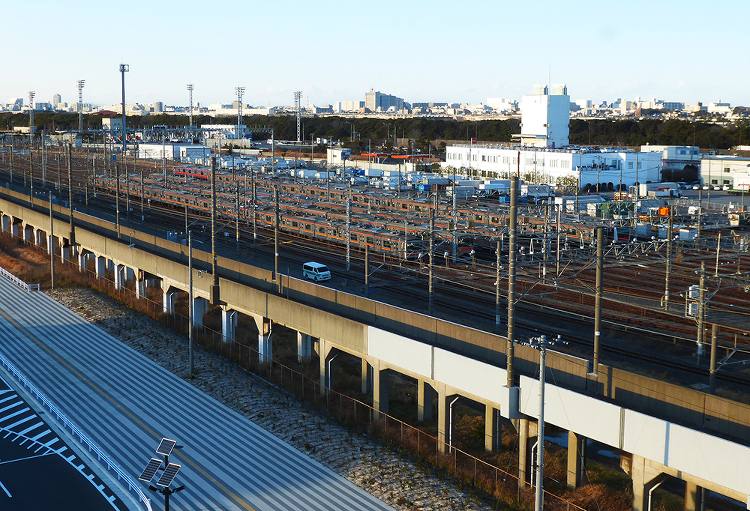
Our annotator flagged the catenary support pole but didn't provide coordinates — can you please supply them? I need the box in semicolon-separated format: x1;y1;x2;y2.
189;231;194;377
210;156;219;305
593;226;603;374
49;191;55;289
507;175;519;387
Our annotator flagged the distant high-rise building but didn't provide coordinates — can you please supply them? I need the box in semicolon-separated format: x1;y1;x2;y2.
52;94;61;107
153;101;163;113
364;90;404;112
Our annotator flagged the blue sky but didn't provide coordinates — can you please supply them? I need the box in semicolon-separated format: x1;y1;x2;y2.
2;0;746;109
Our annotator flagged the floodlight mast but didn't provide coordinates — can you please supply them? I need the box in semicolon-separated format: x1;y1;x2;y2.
77;80;85;132
187;84;194;130
294;91;302;142
120;65;128;157
28;91;35;142
235;86;245;140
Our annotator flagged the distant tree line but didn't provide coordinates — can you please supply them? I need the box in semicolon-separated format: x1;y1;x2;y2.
2;112;749;153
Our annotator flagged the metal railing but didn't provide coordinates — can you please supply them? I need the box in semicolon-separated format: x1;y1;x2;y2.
0;352;152;511
0;266;40;291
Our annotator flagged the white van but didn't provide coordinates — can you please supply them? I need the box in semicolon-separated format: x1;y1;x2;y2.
302;262;331;282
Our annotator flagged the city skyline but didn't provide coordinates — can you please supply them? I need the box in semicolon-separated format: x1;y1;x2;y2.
2;0;748;109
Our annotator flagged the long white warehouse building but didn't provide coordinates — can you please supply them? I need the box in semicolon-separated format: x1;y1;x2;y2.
444;144;662;189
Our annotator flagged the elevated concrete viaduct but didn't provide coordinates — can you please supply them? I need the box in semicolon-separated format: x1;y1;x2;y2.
2;188;749;510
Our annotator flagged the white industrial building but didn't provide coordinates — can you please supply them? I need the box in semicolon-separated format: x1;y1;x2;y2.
640;145;701;178
444;145;661;188
700;156;750;190
513;84;570;148
443;84;661;188
137;143;208;161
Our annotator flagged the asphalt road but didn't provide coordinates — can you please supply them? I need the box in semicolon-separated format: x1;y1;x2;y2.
0;374;126;511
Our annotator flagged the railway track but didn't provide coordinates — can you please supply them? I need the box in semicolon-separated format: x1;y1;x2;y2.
2;149;750;393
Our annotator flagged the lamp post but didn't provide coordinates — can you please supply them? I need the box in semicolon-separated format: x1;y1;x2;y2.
521;334;567;511
77;80;85;132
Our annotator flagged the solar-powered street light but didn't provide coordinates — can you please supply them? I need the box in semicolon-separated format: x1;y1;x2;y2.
139;438;185;511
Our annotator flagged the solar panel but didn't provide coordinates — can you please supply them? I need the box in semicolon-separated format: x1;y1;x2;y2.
156;463;181;487
138;458;162;483
156;438;177;457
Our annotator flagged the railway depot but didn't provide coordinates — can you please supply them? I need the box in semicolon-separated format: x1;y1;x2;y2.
0;139;749;511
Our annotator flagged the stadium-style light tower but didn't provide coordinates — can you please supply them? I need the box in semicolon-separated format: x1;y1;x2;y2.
77;80;85;132
28;91;35;142
235;86;245;140
294;91;302;142
119;64;129;155
187;84;194;130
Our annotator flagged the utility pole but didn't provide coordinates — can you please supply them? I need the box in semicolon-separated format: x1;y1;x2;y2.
506;175;519;387
709;323;719;393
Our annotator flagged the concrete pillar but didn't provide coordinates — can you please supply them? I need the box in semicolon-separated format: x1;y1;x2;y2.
162;288;177;314
361;359;372;394
484;405;501;452
60;243;70;263
10;220;19;237
96;256;106;279
252;314;272;363
372;364;390;419
437;384;448;452
221;307;237;343
684;482;702;511
630;455;667;511
23;224;33;243
78;252;86;273
47;234;55;254
114;264;124;290
567;431;586;489
135;278;147;300
193;297;208;328
297;332;312;363
518;418;531;489
317;338;333;395
34;229;44;247
418;380;435;421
